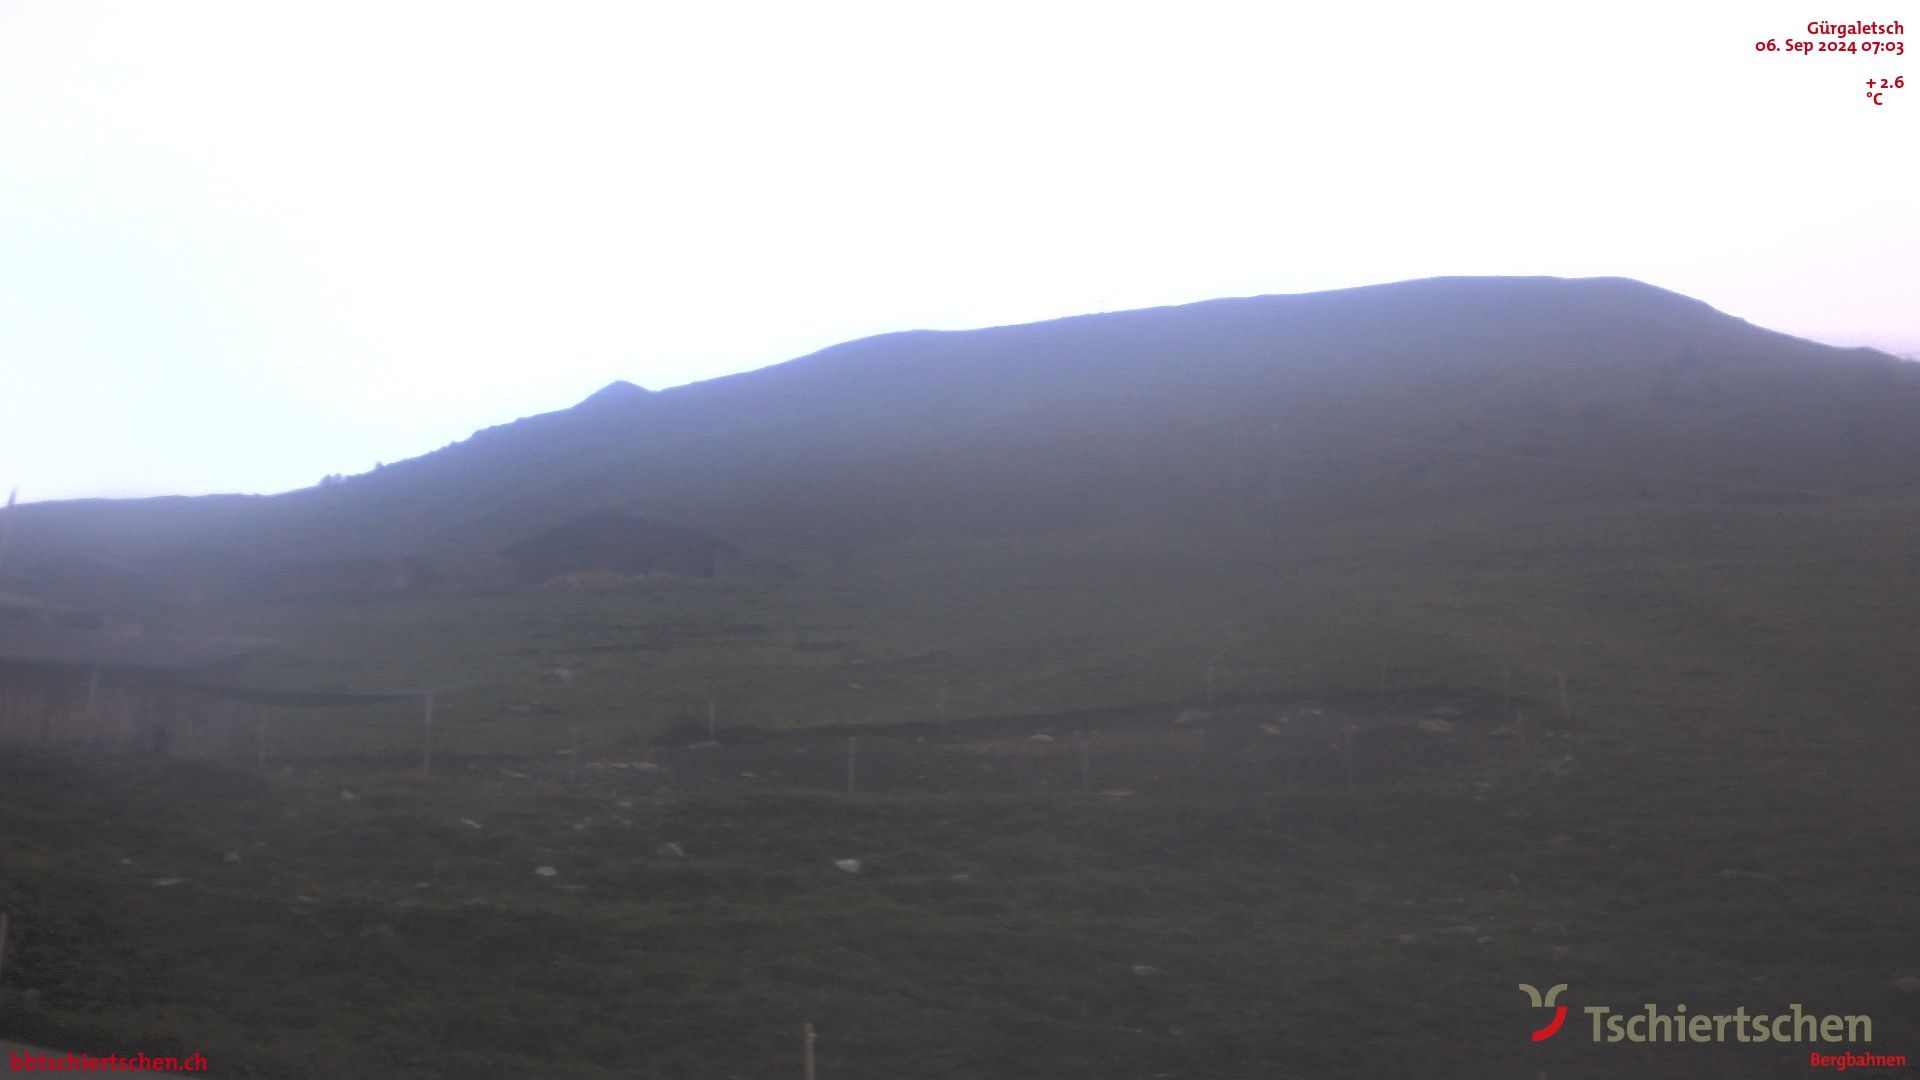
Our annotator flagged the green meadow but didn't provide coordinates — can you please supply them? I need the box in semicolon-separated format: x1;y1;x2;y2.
6;490;1919;1077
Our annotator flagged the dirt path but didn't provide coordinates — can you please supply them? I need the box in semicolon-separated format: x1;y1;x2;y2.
552;699;1540;796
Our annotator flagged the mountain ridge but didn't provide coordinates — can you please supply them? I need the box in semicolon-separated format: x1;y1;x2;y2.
4;275;1915;589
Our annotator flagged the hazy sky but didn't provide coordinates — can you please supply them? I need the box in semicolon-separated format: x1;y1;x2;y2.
3;1;1915;501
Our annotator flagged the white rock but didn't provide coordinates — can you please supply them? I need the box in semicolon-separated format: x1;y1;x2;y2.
534;865;558;877
833;858;862;874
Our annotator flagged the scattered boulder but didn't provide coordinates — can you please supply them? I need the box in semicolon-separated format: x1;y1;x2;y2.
833;858;862;874
534;865;558;878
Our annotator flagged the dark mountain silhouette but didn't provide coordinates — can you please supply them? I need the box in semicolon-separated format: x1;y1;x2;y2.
3;275;1915;590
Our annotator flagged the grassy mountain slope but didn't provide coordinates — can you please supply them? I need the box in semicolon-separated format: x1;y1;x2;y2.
7;275;1917;578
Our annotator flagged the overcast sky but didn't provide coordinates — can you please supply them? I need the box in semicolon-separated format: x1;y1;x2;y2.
3;1;1914;501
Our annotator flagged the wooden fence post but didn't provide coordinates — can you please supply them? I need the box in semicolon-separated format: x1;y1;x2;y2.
421;694;435;777
1077;730;1091;793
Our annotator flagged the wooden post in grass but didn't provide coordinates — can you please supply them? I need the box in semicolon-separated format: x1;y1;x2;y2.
1504;663;1526;744
846;737;858;794
802;1022;816;1080
421;693;435;777
1077;729;1091;793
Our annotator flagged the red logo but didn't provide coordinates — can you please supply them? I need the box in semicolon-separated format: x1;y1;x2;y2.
1519;983;1569;1041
